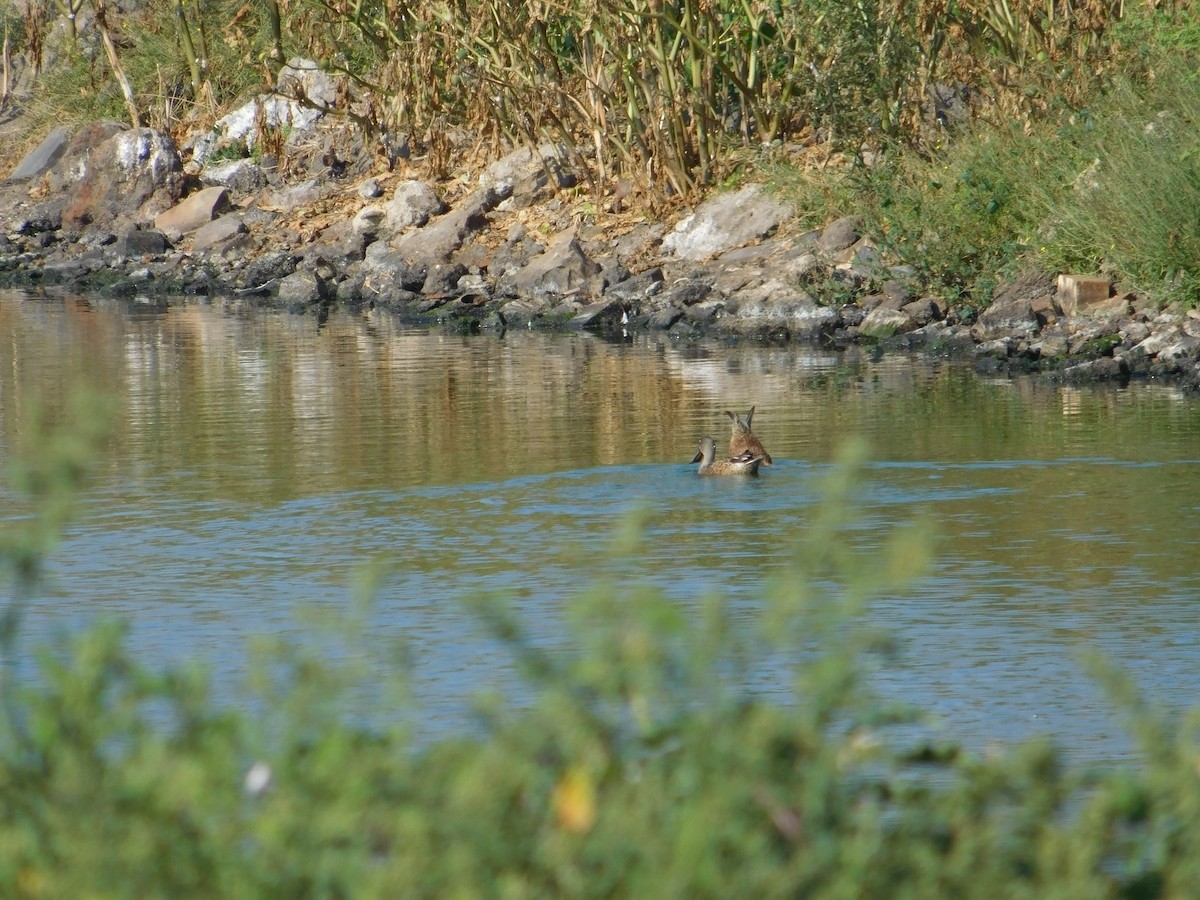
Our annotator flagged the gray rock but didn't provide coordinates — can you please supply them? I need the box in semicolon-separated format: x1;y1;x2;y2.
662;183;794;260
241;250;297;289
901;297;940;327
1073;293;1132;320
974;338;1012;358
421;261;467;297
502;232;601;302
392;185;502;264
647;305;684;329
664;278;712;307
119;227;170;256
358;178;383;199
192;215;248;252
362;242;428;292
1119;321;1151;345
8;126;71;182
352;206;385;236
277;269;330;307
1153;334;1200;361
860;307;913;337
214;57;333;152
817;216;862;253
607;268;664;303
261;178;335;212
481;143;573;198
1130;326;1182;358
569;299;625;332
972;298;1039;341
63;128;185;230
1060;356;1129;383
730;280;836;339
155;186;230;236
385;180;447;232
1029;333;1069;359
200;159;267;195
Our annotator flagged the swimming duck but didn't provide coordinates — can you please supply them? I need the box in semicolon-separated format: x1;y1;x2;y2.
726;406;773;465
691;435;764;476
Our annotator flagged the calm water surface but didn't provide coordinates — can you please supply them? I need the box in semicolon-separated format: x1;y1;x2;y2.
2;290;1198;762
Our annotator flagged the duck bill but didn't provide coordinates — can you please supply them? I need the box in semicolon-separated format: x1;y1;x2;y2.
690;450;703;463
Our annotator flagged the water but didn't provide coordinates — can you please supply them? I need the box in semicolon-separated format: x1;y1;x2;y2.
2;290;1199;762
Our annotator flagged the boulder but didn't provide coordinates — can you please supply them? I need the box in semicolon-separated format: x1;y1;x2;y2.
392;185;503;264
63;128;185;231
662;183;794;260
483;143;577;209
504;232;602;302
119;227;170;256
385;180;447;232
568;299;625;332
972;297;1039;341
7;126;72;182
817;216;862;253
192;215;248;253
155;186;231;236
860;307;913;338
200;159;267;195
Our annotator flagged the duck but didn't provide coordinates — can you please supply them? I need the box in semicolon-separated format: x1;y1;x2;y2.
726;406;773;465
691;436;764;476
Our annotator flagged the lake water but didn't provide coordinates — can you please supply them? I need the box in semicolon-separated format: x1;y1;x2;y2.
2;290;1198;763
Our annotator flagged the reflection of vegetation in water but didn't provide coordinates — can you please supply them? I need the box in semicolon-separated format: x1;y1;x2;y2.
3;390;1200;895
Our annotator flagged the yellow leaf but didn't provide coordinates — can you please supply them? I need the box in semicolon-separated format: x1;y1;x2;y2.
552;766;596;834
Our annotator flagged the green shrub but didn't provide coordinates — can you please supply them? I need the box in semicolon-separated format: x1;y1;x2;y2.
1035;60;1200;307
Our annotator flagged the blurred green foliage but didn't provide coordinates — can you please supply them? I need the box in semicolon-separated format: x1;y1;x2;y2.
4;402;1200;897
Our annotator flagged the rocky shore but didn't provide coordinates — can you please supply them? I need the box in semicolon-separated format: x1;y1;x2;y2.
3;59;1198;391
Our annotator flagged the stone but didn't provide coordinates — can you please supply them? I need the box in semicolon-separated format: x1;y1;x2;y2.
200;159;267;195
664;278;712;307
421;261;467;297
502;232;601;302
860;307;913;337
353;206;385;235
1129;327;1182;358
648;305;684;329
192;215;248;252
276;269;331;307
662;183;794;260
972;297;1039;341
901;297;940;326
155;186;230;236
974;338;1011;358
363;242;428;292
63;128;185;230
119;227;170;256
607;268;664;303
1060;356;1129;383
261;178;335;211
1029;333;1069;359
481;143;574;198
729;281;836;340
392;185;503;264
816;216;862;253
1055;274;1110;317
214;57;332;151
8;126;71;182
491;146;577;210
385;180;447;231
1074;293;1132;320
241;250;298;289
569;299;625;332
